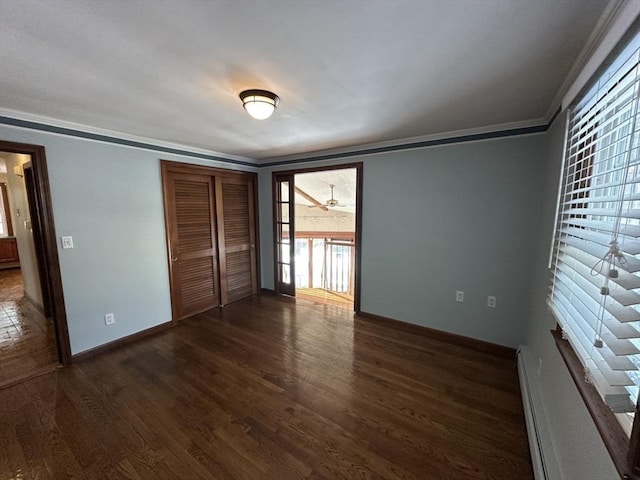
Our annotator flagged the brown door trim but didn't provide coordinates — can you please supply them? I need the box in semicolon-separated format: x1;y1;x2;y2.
271;162;363;312
160;160;254;179
0;140;72;365
272;173;295;296
23;162;53;317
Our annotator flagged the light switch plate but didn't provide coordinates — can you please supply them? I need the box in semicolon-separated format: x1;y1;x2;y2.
487;296;497;308
61;236;74;249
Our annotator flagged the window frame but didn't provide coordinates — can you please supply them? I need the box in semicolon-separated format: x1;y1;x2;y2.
550;21;640;479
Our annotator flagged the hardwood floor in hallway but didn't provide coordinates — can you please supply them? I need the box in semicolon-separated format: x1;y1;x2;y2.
0;268;59;388
0;295;532;479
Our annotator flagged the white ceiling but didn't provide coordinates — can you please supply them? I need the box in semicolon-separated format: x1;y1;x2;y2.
295;168;357;212
0;0;610;162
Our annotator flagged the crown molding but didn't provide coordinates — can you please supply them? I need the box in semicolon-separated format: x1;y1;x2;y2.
560;0;640;111
259;117;548;166
0;108;550;169
544;0;623;119
0;108;258;168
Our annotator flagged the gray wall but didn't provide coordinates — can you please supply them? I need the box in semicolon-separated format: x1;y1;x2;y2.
0;124;255;354
522;111;618;478
260;134;547;348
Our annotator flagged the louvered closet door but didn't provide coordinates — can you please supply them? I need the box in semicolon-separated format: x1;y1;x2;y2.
164;172;220;320
216;175;258;305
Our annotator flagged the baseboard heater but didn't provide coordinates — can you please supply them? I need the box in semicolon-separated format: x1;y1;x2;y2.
517;346;554;480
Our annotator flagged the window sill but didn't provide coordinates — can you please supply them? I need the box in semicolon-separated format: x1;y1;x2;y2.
552;329;640;479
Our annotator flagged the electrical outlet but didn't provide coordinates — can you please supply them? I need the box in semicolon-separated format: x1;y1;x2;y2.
455;290;464;302
487;296;497;308
105;313;115;325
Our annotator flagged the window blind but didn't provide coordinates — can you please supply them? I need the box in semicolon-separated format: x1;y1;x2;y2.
549;31;640;417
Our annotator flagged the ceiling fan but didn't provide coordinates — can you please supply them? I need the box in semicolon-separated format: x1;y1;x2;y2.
309;184;346;208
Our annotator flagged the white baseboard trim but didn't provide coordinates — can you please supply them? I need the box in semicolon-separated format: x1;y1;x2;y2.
517;345;561;480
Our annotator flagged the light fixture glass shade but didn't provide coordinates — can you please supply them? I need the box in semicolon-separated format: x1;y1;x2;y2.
239;89;279;120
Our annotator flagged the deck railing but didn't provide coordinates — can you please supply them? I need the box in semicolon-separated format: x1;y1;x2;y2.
294;236;355;294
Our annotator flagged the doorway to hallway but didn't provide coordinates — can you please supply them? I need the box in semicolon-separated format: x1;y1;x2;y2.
0;141;71;386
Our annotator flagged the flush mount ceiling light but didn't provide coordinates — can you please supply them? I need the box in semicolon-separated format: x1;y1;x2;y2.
239;89;279;120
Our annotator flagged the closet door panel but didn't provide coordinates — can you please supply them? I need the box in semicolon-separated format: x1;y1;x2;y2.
163;171;220;320
216;175;258;305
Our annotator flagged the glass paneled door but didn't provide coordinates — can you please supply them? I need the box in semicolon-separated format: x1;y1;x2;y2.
274;174;295;296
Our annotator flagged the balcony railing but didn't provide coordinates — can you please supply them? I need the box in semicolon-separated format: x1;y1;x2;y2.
294;236;355;295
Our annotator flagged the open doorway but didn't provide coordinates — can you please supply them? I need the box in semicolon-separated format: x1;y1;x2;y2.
294;169;357;309
0;141;70;388
273;163;362;312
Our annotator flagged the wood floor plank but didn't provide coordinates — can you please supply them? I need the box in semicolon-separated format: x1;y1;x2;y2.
0;295;532;479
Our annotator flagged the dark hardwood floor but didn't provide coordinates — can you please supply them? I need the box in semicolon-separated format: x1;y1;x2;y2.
0;295;533;479
0;268;59;388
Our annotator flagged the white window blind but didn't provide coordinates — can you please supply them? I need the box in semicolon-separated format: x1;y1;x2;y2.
550;30;640;419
